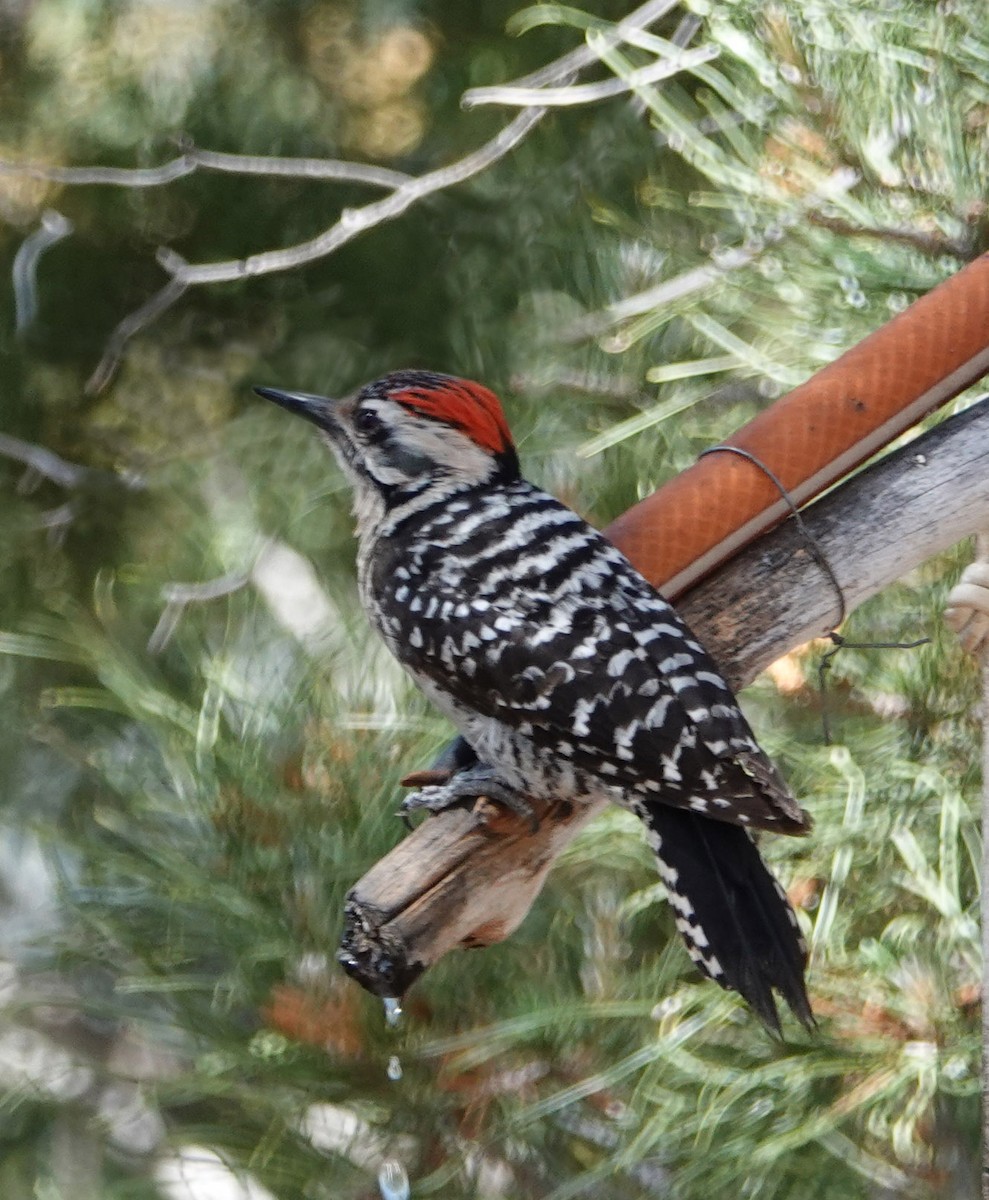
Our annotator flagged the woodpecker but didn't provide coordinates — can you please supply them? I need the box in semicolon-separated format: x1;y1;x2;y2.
256;371;813;1030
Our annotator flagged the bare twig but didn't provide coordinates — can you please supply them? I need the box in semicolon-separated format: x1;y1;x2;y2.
0;145;413;191
12;210;74;334
464;0;682;97
461;43;717;109
0;431;145;539
0;433;89;489
0;0;694;393
87;277;189;394
87;108;548;390
36;501;78;531
0;157;195;188
161;570;253;606
147;567;254;655
184;146;413;189
160;106;549;287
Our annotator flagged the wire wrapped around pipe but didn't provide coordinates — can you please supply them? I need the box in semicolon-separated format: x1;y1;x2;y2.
605;251;989;598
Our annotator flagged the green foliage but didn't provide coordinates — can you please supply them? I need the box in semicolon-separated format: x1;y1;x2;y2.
0;1;985;1197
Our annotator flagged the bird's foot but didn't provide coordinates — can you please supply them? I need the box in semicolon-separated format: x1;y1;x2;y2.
400;763;538;831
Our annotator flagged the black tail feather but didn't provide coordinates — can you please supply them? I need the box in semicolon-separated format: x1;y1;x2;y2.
640;805;813;1031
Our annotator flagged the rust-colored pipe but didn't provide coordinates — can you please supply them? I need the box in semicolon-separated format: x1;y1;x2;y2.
606;251;989;598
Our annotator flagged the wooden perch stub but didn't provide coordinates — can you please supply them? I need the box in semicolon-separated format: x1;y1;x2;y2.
338;398;989;998
337;796;600;996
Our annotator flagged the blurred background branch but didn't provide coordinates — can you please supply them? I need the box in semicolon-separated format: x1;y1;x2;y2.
2;0;703;395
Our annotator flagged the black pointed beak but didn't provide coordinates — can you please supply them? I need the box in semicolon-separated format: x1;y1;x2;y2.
254;386;340;432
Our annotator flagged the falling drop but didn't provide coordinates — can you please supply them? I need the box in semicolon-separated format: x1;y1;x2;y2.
383;997;403;1028
378;1159;410;1200
387;1055;403;1081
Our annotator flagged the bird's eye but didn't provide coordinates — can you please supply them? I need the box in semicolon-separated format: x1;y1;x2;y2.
355;407;383;436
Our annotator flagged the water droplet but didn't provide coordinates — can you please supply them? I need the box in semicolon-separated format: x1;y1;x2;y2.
378;1160;410;1200
651;995;682;1020
387;1055;403;1081
757;254;782;280
294;952;331;985
709;246;738;268
601;333;632;354
776;282;804;305
944;1056;968;1080
248;1031;289;1059
779;63;802;85
383;997;403;1028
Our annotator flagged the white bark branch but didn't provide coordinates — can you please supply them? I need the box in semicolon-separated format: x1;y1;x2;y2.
0;433;89;489
461;43;717;109
158;106;549;288
0;144;413;190
0;2;695;393
13;210;74;333
78;105;548;391
465;0;683;97
87;277;190;394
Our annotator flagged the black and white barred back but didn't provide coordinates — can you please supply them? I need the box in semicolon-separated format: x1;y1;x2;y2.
256;370;814;1030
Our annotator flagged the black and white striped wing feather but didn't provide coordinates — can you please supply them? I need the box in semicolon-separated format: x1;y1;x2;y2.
373;487;810;835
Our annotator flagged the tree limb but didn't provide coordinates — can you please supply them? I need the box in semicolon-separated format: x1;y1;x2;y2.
459;43;717;109
338;397;989;997
0;145;414;190
0;1;691;394
462;0;683;98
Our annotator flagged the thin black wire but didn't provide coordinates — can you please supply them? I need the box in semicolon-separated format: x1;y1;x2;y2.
697;445;847;626
697;444;929;743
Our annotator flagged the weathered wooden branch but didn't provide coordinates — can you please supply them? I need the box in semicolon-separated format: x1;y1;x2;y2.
678;398;989;689
338;397;989;998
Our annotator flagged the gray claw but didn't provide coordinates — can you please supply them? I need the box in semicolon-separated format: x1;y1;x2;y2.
398;765;539;832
